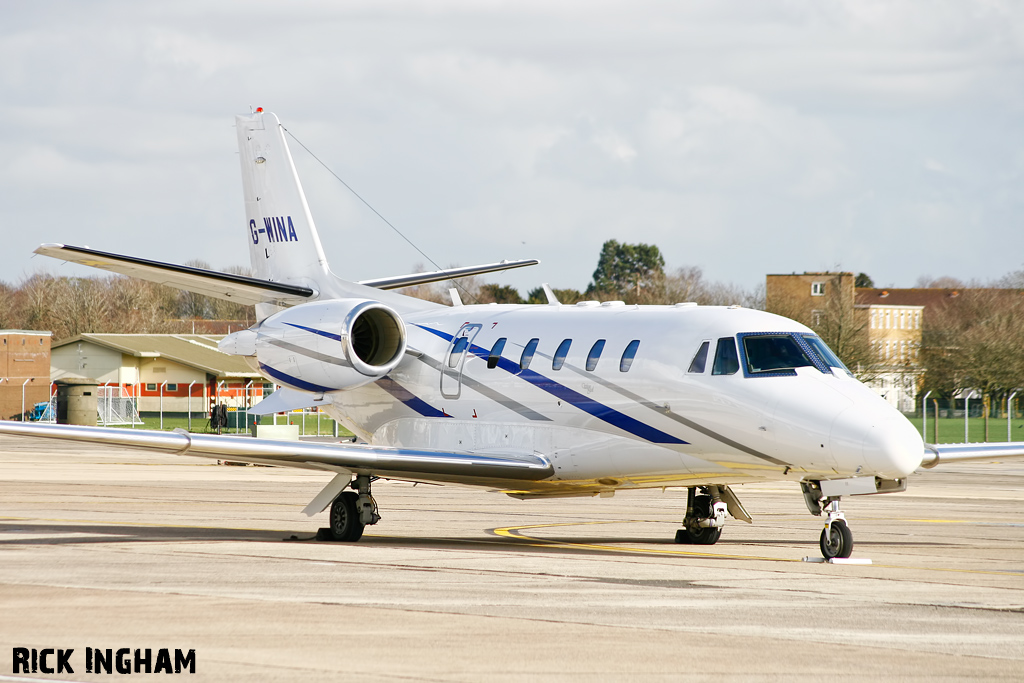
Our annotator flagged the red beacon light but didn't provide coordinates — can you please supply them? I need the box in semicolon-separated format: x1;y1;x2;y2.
256;107;264;113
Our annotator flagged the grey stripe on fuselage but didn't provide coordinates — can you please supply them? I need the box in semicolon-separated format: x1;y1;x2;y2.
548;355;790;468
415;354;552;422
264;338;354;368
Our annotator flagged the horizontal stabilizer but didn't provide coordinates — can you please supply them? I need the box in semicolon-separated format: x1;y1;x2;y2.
358;259;539;290
34;244;314;306
921;442;1024;468
0;422;554;484
249;388;331;415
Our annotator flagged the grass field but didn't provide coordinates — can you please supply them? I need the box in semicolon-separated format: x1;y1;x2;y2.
112;415;353;437
905;416;1024;444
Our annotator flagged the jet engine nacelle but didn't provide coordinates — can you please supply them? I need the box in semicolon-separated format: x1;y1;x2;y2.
252;299;407;391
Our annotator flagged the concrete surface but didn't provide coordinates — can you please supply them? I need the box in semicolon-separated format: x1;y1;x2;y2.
1;433;1022;681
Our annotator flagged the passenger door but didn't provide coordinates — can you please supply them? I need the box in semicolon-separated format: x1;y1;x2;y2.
441;324;482;399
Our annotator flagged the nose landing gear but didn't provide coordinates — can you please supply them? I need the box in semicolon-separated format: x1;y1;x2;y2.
802;482;854;559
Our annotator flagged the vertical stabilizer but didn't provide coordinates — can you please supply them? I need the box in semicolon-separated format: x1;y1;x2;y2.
236;111;331;288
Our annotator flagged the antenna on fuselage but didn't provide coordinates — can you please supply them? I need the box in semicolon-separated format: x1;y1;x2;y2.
541;283;560;305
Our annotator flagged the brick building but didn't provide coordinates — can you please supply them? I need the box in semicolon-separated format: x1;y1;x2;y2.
51;334;267;416
0;330;53;420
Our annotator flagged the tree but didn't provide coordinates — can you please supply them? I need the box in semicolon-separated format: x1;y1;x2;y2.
855;273;874;288
479;284;523;304
587;240;665;296
526;287;584;304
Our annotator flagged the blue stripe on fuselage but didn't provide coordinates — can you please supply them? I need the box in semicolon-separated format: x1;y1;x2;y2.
284;322;342;341
415;324;686;445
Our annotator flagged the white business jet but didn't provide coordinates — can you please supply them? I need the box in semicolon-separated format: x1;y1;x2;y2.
4;110;1020;560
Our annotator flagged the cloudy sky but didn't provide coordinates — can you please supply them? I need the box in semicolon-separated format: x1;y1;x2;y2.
2;0;1022;296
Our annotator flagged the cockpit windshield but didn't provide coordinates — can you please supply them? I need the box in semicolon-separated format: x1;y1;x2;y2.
742;335;815;374
801;334;854;377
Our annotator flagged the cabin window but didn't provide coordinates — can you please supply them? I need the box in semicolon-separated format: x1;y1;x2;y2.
146;383;157;392
520;338;539;370
711;338;739;375
552;339;572;371
448;337;469;368
619;340;640;372
488;338;507;369
742;335;814;374
688;341;710;373
586;340;606;372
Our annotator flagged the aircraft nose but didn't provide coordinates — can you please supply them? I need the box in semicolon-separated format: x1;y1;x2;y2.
831;408;923;478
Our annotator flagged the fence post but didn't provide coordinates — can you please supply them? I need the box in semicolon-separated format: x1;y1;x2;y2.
21;378;32;421
159;381;167;430
1010;391;1019;443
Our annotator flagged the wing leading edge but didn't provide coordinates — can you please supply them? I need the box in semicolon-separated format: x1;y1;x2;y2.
921;442;1024;468
0;422;553;485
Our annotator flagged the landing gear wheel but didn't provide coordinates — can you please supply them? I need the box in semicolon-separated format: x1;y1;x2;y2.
674;526;722;545
819;519;853;559
329;491;365;542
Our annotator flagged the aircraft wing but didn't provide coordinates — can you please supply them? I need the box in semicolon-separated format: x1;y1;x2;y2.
921;442;1024;468
35;244;314;307
0;422;553;486
359;260;539;290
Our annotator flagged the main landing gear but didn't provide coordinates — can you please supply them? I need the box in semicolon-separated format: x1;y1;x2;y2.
326;475;380;542
674;485;751;545
802;482;854;559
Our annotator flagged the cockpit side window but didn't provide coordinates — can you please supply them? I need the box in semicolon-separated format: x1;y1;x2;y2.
688;341;710;373
742;335;815;375
711;337;739;375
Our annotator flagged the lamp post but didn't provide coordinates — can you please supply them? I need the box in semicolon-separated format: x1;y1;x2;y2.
1009;391;1019;443
921;390;932;442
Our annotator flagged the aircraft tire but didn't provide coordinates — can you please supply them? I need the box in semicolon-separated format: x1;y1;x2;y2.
329;491;365;542
674;526;722;545
819;519;853;559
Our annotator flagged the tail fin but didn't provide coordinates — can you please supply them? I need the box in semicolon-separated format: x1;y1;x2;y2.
236;111;332;288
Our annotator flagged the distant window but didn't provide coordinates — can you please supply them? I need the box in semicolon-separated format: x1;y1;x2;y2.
146;383;157;392
620;340;640;372
520;338;539;370
487;338;507;369
166;383;178;392
552;339;572;371
712;338;739;375
688;341;710;373
811;282;825;296
448;337;469;368
811;309;823;326
586;340;606;372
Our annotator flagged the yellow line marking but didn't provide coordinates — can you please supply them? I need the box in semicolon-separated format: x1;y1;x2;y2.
492;520;1024;576
493;520;802;562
